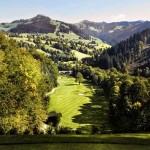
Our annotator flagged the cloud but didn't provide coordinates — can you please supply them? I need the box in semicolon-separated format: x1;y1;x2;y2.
111;13;126;21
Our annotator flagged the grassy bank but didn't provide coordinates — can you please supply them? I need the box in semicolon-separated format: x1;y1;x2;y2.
0;134;150;150
0;134;150;145
1;143;150;150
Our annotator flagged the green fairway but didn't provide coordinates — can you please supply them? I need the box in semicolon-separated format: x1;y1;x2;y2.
48;76;110;130
48;76;92;128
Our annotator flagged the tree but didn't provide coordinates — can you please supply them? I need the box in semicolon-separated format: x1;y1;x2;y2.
0;32;58;134
75;72;83;85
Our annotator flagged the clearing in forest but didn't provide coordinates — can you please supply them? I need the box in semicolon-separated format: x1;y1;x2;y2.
48;76;110;130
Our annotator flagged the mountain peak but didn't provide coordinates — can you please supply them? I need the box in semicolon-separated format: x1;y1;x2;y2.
34;14;48;18
32;14;51;21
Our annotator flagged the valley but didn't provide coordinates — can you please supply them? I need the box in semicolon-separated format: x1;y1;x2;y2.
0;1;150;148
48;76;110;131
0;16;150;135
7;31;110;71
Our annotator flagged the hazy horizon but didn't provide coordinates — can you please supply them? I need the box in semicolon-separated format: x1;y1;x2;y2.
1;14;150;24
0;0;150;23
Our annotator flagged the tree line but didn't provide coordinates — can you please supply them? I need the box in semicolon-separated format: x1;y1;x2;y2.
75;65;150;132
82;28;150;77
0;32;58;134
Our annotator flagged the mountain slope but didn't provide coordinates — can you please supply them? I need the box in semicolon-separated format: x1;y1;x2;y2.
0;15;90;40
77;20;150;45
82;28;150;77
10;15;56;33
1;15;150;46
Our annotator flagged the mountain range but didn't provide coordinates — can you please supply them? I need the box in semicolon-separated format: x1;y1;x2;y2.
1;15;150;45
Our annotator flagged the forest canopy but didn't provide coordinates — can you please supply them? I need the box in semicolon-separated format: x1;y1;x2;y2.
0;32;58;134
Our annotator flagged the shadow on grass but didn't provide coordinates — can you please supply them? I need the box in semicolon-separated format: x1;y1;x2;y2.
72;90;111;129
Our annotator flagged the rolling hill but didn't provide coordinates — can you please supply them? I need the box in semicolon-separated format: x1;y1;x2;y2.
0;15;90;40
1;15;150;46
1;15;150;75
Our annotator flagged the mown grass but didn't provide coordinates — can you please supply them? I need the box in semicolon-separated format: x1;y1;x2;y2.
0;134;150;150
48;76;111;130
0;134;150;144
1;144;150;150
48;76;92;129
72;92;111;131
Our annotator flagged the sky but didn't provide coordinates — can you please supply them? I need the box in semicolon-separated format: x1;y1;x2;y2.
0;0;150;23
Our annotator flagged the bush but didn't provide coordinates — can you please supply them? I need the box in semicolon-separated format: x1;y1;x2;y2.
76;126;92;134
91;126;99;134
57;126;74;134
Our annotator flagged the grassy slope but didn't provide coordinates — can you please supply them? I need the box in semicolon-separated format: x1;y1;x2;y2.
10;33;110;69
0;23;18;31
1;144;149;150
0;134;150;144
0;134;150;150
95;38;111;49
11;32;110;51
72;50;91;60
11;37;35;46
48;76;110;130
48;76;92;128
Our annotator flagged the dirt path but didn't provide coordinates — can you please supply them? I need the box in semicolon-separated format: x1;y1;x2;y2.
46;87;60;96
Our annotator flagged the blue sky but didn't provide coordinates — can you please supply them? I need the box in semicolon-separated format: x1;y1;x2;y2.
0;0;150;23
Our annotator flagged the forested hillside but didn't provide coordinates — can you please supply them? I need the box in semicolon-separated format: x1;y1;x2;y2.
77;20;150;45
1;1;150;150
0;32;58;134
76;65;150;132
0;15;90;40
83;28;150;77
7;32;109;71
0;21;150;135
